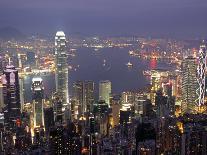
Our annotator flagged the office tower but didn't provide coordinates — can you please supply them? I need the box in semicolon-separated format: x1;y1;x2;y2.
0;82;4;112
19;77;24;112
44;107;54;133
169;74;178;97
32;77;44;129
155;90;168;117
73;81;84;116
99;80;111;106
85;81;95;112
73;81;95;116
111;96;121;127
55;31;69;114
181;56;198;114
93;100;110;136
52;92;63;123
0;56;3;75
2;65;21;131
197;40;207;112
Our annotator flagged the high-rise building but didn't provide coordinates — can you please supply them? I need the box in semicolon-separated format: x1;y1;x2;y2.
44;107;54;133
0;81;4;112
55;31;69;118
181;56;198;114
99;80;111;106
2;65;21;131
52;92;63;123
19;77;24;113
197;40;207;112
73;81;94;116
32;77;44;129
85;81;95;112
73;81;84;116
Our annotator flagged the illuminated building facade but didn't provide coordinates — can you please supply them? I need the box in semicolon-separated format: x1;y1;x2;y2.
197;41;207;112
32;77;44;129
99;80;111;106
2;65;21;131
150;70;169;104
73;81;94;116
181;56;198;114
52;92;63;123
55;31;69;114
0;81;4;112
19;77;24;112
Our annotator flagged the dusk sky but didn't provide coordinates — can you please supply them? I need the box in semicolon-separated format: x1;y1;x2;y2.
0;0;207;38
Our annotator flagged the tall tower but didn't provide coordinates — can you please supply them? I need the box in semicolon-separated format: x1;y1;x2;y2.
73;81;94;116
2;65;21;131
85;81;95;112
99;80;111;106
32;77;44;129
55;31;69;117
73;81;84;116
181;56;198;114
197;40;207;112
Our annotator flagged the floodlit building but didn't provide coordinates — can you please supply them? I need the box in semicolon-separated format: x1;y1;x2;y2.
181;56;198;114
73;81;94;116
99;80;111;106
55;31;69;119
197;41;207;112
2;65;21;131
32;77;44;129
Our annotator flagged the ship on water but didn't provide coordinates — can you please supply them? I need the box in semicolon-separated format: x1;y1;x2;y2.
126;61;133;67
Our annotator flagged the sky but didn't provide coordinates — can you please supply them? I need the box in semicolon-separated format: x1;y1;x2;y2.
0;0;207;38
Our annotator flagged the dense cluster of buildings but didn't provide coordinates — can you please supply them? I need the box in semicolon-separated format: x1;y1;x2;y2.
0;32;206;154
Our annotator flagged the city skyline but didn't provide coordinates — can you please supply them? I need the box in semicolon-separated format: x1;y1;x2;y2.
0;1;207;154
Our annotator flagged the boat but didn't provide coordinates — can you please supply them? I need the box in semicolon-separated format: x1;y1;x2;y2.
103;59;106;66
129;50;134;55
143;70;151;76
126;62;133;67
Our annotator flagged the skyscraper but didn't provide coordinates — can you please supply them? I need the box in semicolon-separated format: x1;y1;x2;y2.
181;56;198;114
55;31;69;119
99;80;111;106
19;77;24;113
73;81;84;116
73;81;94;116
52;92;63;123
85;81;95;112
197;40;207;112
2;65;21;131
0;81;4;112
32;77;44;129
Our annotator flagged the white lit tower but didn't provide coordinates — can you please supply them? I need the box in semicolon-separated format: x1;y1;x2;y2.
32;77;44;129
181;56;198;114
197;40;207;112
55;31;69;118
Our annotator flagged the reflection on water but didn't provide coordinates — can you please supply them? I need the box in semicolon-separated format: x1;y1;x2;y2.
24;47;175;102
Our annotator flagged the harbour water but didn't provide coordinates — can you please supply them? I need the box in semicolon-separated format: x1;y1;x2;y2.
24;47;175;102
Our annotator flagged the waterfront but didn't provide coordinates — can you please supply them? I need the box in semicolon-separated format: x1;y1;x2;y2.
24;47;175;102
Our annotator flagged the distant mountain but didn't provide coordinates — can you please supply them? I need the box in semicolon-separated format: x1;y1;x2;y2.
0;27;26;40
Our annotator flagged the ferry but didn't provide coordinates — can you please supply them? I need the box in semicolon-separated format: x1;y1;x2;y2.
143;70;151;76
126;62;133;67
103;59;106;66
129;50;134;55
